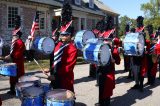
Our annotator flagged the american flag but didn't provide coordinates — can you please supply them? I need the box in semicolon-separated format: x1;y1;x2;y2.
30;11;39;37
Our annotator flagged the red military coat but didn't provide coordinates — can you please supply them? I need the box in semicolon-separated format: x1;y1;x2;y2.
140;40;151;77
52;41;77;92
136;26;144;32
10;39;25;84
99;46;121;99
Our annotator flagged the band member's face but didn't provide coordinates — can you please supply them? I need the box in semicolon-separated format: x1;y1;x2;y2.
60;34;71;42
151;39;157;44
12;35;19;42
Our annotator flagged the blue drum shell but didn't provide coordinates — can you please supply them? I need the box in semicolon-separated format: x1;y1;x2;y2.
83;43;101;65
21;96;44;106
46;99;74;106
33;37;41;50
21;87;44;106
0;64;17;76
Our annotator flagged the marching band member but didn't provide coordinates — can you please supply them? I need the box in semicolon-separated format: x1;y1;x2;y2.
45;2;78;93
96;16;121;106
90;19;106;80
4;15;25;95
48;27;77;93
155;27;160;78
123;24;132;78
131;16;146;92
146;25;155;85
147;27;159;85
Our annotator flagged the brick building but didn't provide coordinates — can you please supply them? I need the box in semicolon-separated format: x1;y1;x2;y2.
0;0;119;48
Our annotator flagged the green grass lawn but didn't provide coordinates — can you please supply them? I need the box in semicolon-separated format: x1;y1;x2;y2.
24;59;50;71
24;57;87;71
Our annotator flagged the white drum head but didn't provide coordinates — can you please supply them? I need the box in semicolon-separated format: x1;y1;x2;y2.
100;44;110;65
42;37;55;54
138;33;145;55
19;76;40;82
83;31;95;44
46;89;74;101
16;82;34;90
22;87;43;97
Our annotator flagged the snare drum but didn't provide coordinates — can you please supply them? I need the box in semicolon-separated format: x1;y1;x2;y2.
41;83;51;93
0;63;17;76
83;42;111;65
74;30;95;50
15;82;34;98
123;32;144;56
46;89;75;106
34;37;55;54
21;87;44;106
0;60;4;65
19;76;41;86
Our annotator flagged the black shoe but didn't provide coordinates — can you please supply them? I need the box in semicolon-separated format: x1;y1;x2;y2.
127;75;132;79
131;84;140;89
150;82;155;86
95;103;100;106
139;88;144;92
7;90;16;95
146;81;151;85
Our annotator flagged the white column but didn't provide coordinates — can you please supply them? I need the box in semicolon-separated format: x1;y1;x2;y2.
78;17;81;31
84;18;87;30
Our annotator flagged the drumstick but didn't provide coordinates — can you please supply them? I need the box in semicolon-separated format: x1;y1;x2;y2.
33;58;49;77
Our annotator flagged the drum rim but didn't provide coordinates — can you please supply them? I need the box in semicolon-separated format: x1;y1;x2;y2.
98;44;111;65
19;76;40;83
82;30;95;44
39;37;55;54
47;98;75;102
46;89;75;101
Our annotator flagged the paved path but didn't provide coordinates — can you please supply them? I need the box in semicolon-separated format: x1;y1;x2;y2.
1;60;160;106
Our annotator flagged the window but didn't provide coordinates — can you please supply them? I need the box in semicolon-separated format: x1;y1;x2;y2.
40;18;45;29
8;6;19;28
38;11;46;30
89;0;94;8
75;0;81;5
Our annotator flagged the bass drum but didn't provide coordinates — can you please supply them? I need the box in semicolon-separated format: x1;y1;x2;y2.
123;32;144;56
33;37;55;55
83;42;111;66
74;30;95;50
0;63;17;76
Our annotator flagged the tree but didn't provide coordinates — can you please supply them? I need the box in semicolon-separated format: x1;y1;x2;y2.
141;0;159;18
141;0;160;30
118;16;136;37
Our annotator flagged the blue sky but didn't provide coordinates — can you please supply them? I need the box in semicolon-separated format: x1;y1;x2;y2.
101;0;150;19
